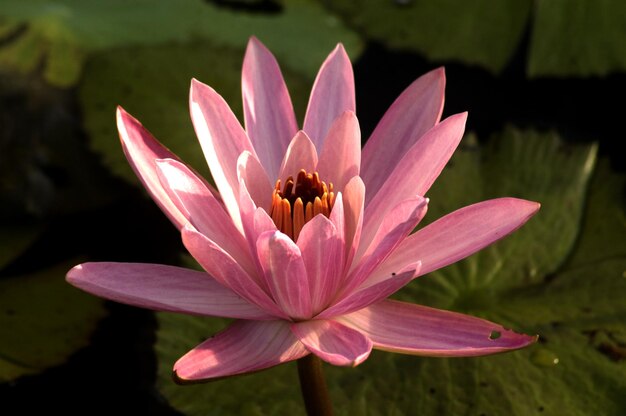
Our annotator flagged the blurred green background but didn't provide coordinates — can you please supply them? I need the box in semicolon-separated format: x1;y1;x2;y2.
0;1;625;415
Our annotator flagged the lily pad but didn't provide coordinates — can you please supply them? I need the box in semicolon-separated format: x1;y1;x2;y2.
0;0;361;86
0;261;106;382
325;0;531;74
0;223;44;271
528;0;626;77
154;129;626;414
80;41;312;186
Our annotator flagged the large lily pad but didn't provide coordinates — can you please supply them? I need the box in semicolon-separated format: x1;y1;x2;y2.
528;0;626;77
0;261;106;381
80;41;311;185
325;0;531;74
326;0;626;78
154;129;626;414
0;0;361;86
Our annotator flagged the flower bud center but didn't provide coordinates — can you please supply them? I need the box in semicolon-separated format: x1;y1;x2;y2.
270;169;335;241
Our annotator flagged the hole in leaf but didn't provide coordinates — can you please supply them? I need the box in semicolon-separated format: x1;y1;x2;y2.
489;330;501;340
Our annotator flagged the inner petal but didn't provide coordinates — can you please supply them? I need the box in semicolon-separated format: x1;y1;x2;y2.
270;169;335;241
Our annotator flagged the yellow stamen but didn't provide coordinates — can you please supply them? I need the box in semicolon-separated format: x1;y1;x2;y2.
270;169;335;241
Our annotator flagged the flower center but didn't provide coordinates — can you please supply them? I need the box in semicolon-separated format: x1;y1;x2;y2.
270;169;335;241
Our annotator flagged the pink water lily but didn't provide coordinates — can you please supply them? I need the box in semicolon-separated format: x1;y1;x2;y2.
67;37;539;382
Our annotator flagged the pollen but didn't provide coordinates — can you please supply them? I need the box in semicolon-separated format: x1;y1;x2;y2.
270;169;335;241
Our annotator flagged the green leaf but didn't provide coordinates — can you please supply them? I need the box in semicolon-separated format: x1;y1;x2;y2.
154;129;626;415
79;41;311;185
0;0;362;86
0;223;43;271
325;0;531;73
528;0;626;77
400;129;597;309
0;261;106;381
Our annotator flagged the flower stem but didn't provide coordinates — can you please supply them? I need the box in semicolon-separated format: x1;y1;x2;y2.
297;354;333;416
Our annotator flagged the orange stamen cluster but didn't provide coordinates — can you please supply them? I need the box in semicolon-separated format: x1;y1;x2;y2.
270;169;335;241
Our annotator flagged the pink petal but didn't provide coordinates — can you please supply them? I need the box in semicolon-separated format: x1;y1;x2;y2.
237;174;277;289
376;198;541;278
317;262;420;319
296;215;342;314
345;197;428;294
339;300;537;356
237;151;273;212
67;262;271;320
316;111;361;193
291;319;372;366
190;79;257;232
329;192;346;272
182;225;287;319
256;231;312;320
361;67;445;201
341;176;366;272
174;320;308;381
242;37;298;180
116;107;191;229
303;44;355;150
277;130;318;182
363;112;466;239
156;159;254;275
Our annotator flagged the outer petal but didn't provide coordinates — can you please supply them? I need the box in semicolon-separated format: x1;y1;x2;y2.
303;44;355;150
317;262;420;319
296;215;342;314
174;320;308;382
346;197;428;293
156;159;254;275
339;300;537;356
291;319;372;366
361;67;445;201
182;225;287;319
277;130;318;182
67;262;271;320
256;231;312;320
117;107;191;229
242;37;298;180
375;198;541;278
316;111;361;193
363;112;466;239
190;79;257;232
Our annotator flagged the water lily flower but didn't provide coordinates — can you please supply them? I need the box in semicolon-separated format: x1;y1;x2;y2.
67;37;539;383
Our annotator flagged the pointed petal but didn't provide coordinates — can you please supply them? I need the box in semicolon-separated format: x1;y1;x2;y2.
296;215;342;314
117;107;191;229
256;231;312;320
156;159;254;274
174;320;308;381
237;151;273;212
242;37;298;180
361;67;445;200
182;225;287;319
346;197;428;293
339;300;537;356
342;176;365;272
291;319;372;366
277;130;318;182
363;112;466;239
67;262;271;320
303;44;355;150
376;198;541;278
317;262;420;319
190;79;257;232
316;111;361;193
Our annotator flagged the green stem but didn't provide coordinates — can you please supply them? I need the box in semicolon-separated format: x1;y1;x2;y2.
297;354;334;416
